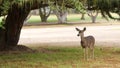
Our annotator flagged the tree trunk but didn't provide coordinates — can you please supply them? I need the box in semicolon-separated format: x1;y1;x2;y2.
39;7;51;22
41;16;48;22
0;29;5;50
91;16;96;23
0;4;30;50
81;13;85;20
57;14;67;24
88;11;98;23
54;10;67;24
24;12;32;24
40;15;48;22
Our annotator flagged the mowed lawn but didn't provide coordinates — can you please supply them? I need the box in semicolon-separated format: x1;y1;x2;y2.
27;14;115;23
0;46;120;68
27;14;82;23
0;14;119;24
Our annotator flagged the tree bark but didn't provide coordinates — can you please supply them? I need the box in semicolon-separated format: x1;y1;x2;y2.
0;29;5;50
6;4;30;46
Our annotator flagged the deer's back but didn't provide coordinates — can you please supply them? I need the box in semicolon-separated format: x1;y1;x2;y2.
81;36;95;48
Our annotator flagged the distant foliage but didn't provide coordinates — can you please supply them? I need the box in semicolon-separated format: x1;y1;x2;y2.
0;0;11;16
87;0;120;20
0;18;5;29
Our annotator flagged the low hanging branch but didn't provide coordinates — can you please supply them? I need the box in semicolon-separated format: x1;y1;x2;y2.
106;11;120;20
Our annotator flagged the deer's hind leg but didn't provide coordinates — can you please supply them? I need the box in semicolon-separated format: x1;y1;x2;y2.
90;48;94;59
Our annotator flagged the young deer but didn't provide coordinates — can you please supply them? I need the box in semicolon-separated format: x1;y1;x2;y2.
75;27;95;60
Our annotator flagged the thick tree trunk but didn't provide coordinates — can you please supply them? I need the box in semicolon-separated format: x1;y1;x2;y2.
0;29;5;50
39;7;51;22
41;17;48;22
91;16;96;23
0;4;30;50
5;5;30;47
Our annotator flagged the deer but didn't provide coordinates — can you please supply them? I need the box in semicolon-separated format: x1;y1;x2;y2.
75;27;95;60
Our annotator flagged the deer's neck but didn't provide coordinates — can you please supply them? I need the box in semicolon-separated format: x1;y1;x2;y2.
80;34;85;42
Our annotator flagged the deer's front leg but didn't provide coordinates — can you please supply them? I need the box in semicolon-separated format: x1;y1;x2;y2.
84;48;88;60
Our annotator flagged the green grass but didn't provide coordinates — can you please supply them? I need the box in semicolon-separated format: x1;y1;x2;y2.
27;14;92;23
28;16;41;23
27;14;108;24
0;14;118;24
0;46;120;68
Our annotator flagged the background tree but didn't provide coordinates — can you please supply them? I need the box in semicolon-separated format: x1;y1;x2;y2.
51;0;85;24
39;7;51;22
87;0;120;20
80;0;87;20
39;0;51;22
87;10;98;23
51;0;69;24
79;0;99;23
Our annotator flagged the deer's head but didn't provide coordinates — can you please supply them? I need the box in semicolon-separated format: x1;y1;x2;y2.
75;27;86;36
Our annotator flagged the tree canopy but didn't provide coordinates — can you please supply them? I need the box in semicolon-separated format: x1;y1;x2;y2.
1;0;119;20
87;0;120;20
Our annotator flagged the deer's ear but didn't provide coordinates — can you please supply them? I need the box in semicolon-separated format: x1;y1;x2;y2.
83;27;86;31
75;28;80;31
